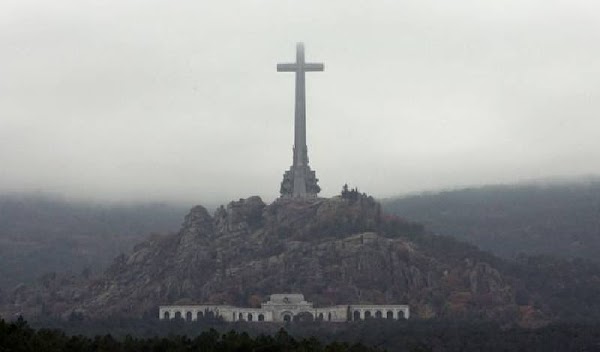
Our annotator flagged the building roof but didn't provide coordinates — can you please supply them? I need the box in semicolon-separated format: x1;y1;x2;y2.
267;293;307;304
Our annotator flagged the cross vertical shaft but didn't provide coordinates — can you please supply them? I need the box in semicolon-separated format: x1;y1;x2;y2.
294;44;307;167
277;43;323;198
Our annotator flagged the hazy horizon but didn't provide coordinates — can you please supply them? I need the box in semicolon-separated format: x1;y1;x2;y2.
2;173;599;208
3;0;600;204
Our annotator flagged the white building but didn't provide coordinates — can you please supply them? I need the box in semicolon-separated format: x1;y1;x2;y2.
159;293;409;322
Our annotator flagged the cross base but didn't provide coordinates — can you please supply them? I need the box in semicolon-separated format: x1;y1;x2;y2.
280;165;320;198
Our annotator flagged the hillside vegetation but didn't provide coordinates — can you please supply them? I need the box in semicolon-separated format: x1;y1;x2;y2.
3;184;600;327
5;317;600;352
382;180;600;261
0;195;187;290
7;193;600;326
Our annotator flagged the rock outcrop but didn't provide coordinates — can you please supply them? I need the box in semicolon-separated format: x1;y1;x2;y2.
3;195;543;324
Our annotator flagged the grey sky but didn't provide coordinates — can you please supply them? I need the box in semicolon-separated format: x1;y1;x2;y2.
1;0;600;204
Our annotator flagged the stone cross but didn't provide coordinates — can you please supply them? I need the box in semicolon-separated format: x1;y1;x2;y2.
277;43;323;198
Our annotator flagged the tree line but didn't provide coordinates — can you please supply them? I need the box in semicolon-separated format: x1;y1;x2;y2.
10;316;600;352
0;317;380;352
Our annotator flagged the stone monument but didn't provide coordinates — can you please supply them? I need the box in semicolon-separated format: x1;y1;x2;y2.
159;293;410;322
277;43;323;198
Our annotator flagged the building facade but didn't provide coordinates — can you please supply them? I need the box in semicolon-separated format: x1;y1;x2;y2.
159;293;409;323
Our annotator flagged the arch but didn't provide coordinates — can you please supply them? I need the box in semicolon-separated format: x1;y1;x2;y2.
206;310;215;319
386;310;394;319
174;311;182;320
258;314;265;322
239;312;244;321
197;311;204;320
318;313;324;321
283;314;291;322
398;310;406;319
247;313;253;321
353;310;361;321
282;311;293;322
375;311;382;319
185;311;192;321
364;310;372;319
163;311;170;320
328;312;332;321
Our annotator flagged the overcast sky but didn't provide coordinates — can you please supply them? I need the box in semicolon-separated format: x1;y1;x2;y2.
1;0;600;204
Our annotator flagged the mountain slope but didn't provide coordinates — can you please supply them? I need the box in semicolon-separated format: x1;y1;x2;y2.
4;195;546;325
0;195;187;290
381;181;600;260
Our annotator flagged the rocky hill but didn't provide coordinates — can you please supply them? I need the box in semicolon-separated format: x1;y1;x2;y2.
4;193;561;326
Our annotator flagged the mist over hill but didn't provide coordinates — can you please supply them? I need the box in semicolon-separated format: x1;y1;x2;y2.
0;194;189;290
3;178;600;294
382;179;600;261
5;192;600;327
2;194;539;324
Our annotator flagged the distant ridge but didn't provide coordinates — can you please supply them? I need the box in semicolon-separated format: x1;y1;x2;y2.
382;177;600;261
0;194;188;290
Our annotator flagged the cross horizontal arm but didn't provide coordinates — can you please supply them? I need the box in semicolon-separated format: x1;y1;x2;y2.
277;63;297;72
277;63;324;72
304;63;324;71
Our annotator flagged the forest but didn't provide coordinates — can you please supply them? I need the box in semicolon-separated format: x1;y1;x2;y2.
382;179;600;261
0;195;187;290
1;317;379;352
3;182;600;350
3;317;600;352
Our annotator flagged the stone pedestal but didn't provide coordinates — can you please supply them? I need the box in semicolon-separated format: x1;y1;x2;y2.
280;164;320;198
